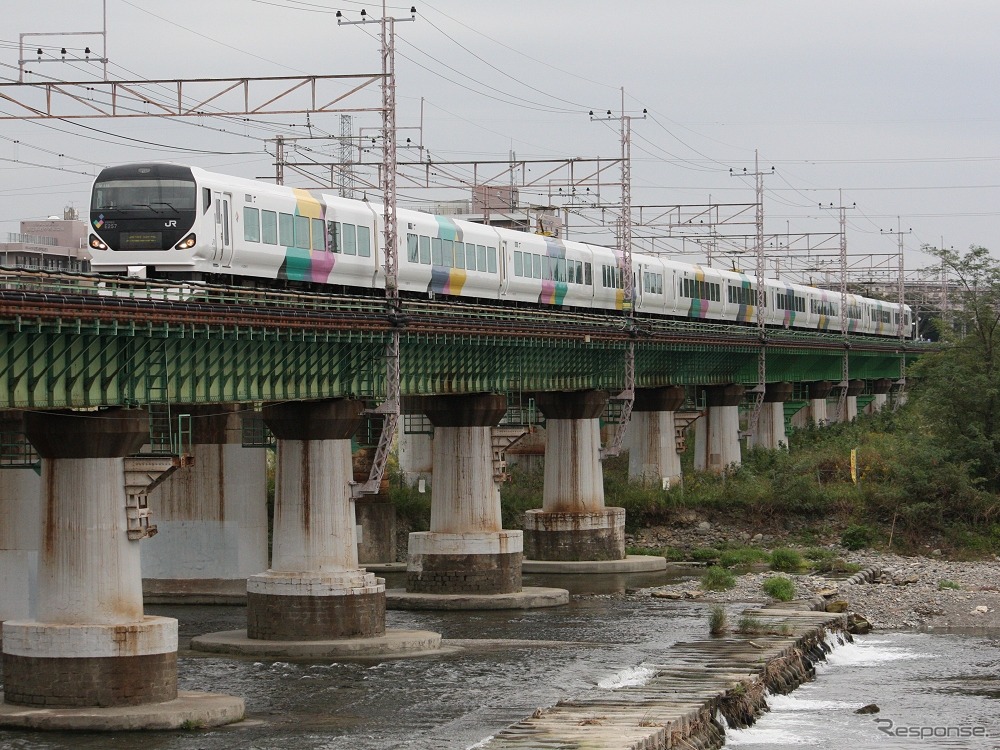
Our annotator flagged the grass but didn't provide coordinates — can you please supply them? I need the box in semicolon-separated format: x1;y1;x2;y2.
762;576;796;602
938;579;961;590
769;548;805;573
701;565;737;591
736;614;792;635
691;547;721;563
709;605;728;635
735;614;765;634
718;546;770;569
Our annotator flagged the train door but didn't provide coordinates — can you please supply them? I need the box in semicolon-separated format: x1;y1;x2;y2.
499;240;510;297
213;191;234;267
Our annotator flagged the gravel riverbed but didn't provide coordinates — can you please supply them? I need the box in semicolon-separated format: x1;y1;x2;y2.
630;522;1000;631
641;552;1000;630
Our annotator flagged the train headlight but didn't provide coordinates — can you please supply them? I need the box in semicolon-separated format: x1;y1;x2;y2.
174;233;197;250
89;234;108;251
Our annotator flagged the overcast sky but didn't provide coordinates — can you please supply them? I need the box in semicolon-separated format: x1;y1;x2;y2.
3;0;998;282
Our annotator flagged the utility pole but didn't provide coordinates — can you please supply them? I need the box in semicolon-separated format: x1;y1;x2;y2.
881;220;912;405
731;152;774;437
822;192;855;422
340;2;416;496
338;114;355;198
592;89;645;459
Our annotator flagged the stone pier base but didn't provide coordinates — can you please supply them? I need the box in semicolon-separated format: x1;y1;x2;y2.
406;531;522;595
246;570;386;641
522;508;625;561
1;617;177;708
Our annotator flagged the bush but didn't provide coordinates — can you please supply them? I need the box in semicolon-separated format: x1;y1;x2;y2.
841;524;878;550
709;605;728;635
701;566;737;591
762;576;796;602
769;548;804;572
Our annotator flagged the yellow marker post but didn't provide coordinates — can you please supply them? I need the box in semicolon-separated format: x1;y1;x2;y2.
850;448;858;484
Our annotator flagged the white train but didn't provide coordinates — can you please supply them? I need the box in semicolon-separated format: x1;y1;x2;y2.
87;163;913;338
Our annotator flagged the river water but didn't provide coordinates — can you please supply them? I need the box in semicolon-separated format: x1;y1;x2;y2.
1;570;998;750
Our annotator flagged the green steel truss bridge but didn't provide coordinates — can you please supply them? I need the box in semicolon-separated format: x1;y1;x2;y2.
0;269;915;411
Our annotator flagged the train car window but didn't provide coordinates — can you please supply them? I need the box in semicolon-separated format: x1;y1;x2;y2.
203;188;212;214
327;221;341;253
244;207;260;243
558;258;567;282
454;241;466;269
343;224;358;256
467;244;477;271
431;238;442;265
311;218;325;251
279;213;294;246
262;211;277;244
513;251;523;277
357;225;371;257
419;236;431;264
532;253;542;279
477;245;486;271
488;247;497;274
584;262;592;285
407;233;419;263
293;216;310;250
442;239;454;267
541;256;551;281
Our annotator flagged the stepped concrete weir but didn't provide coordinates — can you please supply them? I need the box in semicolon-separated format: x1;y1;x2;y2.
749;381;793;450
0;408;244;731
142;403;268;604
522;389;665;575
694;384;744;473
192;398;441;658
475;602;849;749
388;394;567;610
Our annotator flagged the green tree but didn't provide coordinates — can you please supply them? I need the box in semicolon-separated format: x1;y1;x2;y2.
910;245;1000;487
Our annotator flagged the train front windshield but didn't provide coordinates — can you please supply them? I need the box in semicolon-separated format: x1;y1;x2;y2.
92;178;196;213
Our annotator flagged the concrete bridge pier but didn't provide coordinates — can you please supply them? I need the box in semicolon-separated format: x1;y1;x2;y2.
844;380;865;422
192;398;440;658
0;413;39;624
807;381;834;426
191;399;441;657
397;429;433;488
524;390;623;562
867;378;893;413
749;382;793;450
627;386;686;488
0;408;243;731
694;385;744;473
143;404;268;602
522;390;665;574
390;394;568;609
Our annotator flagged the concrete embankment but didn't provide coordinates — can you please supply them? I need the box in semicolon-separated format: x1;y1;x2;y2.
477;601;849;749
